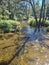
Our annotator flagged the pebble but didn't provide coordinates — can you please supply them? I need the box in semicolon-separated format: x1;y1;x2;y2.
33;45;37;48
34;47;39;51
37;58;40;61
36;62;39;65
45;63;47;65
45;55;47;58
44;63;49;65
46;59;49;62
42;47;45;50
40;50;43;53
24;50;28;53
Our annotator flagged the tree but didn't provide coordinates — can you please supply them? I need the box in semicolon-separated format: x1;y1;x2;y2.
0;0;46;23
46;3;49;20
0;0;18;20
20;0;45;30
0;0;10;19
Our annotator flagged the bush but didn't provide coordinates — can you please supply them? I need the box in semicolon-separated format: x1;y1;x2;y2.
28;18;36;27
0;21;12;33
46;26;49;32
0;20;21;33
28;18;49;27
45;20;49;27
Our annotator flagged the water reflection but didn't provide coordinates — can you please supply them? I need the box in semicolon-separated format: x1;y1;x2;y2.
21;26;47;43
21;26;34;37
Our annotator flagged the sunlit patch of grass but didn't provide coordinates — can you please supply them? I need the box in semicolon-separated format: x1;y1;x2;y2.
0;33;24;63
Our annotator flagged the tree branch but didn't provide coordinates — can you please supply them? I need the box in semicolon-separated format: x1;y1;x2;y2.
42;0;46;22
29;0;38;23
39;0;44;23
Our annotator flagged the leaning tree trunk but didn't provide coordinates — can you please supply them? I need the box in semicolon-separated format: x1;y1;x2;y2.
42;0;46;26
39;0;44;24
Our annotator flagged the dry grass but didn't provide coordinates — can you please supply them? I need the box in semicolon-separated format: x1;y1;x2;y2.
0;33;49;65
0;33;24;64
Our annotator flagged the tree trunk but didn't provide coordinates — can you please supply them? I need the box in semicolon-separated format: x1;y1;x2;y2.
39;0;45;26
9;12;14;20
42;0;46;26
29;0;38;23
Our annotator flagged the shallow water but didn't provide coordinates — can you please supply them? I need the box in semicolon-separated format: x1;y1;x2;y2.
21;26;47;43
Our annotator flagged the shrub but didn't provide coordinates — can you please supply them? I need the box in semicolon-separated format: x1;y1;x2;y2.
45;20;49;27
28;18;49;27
28;18;36;27
0;21;12;33
46;26;49;32
0;20;21;33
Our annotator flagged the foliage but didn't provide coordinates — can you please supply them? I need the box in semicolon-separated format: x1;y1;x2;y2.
28;18;36;27
0;21;11;33
46;26;49;32
45;20;49;27
0;0;33;20
46;3;49;19
0;20;21;33
28;18;49;27
0;0;41;21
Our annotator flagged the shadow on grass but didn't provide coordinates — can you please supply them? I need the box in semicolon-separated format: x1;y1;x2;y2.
2;45;15;49
7;37;30;65
0;43;5;45
40;43;49;49
0;62;8;65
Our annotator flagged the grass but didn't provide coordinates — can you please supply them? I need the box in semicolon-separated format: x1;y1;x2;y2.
0;32;49;65
0;33;24;63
